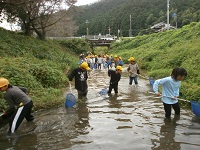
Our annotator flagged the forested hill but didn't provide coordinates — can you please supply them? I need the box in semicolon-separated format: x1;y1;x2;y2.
72;0;200;37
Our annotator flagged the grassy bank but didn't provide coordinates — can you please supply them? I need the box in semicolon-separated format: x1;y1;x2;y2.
109;22;200;102
0;28;91;111
0;22;199;112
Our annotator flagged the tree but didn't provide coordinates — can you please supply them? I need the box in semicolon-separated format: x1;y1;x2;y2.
46;9;78;37
0;0;77;40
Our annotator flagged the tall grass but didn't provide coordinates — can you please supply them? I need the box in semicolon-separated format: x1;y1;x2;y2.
0;28;92;110
110;22;200;102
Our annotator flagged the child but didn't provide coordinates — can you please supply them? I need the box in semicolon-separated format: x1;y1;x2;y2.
108;66;122;94
0;78;34;133
127;57;140;86
153;67;188;118
68;62;90;99
118;57;124;66
113;55;119;68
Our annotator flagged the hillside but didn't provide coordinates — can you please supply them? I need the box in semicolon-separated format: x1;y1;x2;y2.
72;0;200;37
0;28;91;110
109;22;200;102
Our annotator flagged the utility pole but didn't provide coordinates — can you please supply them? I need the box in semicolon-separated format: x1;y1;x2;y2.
129;14;132;37
167;0;170;30
85;20;89;38
172;12;177;29
117;29;120;39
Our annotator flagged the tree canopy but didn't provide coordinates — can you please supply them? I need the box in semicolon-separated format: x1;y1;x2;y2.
72;0;200;37
0;0;77;39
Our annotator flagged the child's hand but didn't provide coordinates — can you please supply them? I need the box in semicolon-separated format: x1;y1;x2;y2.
155;92;161;96
0;110;6;117
3;110;6;116
174;96;178;100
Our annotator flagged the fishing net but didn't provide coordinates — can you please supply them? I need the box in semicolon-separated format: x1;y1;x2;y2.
191;101;200;117
149;77;155;86
65;93;76;108
99;88;108;98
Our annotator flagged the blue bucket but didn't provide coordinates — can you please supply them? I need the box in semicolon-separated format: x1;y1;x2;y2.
65;93;76;108
149;77;155;86
191;101;200;117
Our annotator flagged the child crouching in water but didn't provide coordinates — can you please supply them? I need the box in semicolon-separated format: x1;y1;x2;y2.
0;78;34;133
153;67;187;118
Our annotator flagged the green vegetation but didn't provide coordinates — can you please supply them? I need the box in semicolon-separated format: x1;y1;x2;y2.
109;22;200;102
0;28;91;110
74;0;200;37
0;22;199;112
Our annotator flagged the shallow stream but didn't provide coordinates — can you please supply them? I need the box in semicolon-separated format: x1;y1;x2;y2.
0;69;200;150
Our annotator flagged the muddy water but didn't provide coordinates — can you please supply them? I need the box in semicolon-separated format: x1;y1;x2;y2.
0;69;200;150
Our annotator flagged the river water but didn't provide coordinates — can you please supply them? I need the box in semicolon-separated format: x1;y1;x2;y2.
0;68;200;150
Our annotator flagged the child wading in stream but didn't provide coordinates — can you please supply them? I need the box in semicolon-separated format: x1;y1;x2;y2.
68;62;90;99
108;66;123;94
153;67;188;118
127;57;140;87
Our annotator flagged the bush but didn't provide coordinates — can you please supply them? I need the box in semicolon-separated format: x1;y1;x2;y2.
29;63;68;88
0;29;88;110
58;38;92;54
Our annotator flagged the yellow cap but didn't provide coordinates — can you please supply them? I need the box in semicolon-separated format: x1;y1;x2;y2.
80;62;90;70
116;66;123;71
128;57;134;61
0;78;9;88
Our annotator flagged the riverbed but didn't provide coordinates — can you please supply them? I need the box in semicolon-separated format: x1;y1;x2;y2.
0;69;200;150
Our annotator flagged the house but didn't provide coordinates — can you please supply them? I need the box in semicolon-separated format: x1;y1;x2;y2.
151;22;176;31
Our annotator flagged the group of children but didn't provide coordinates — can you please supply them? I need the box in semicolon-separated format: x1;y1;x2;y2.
79;52;124;70
71;55;188;120
0;53;187;134
109;65;188;119
68;55;138;99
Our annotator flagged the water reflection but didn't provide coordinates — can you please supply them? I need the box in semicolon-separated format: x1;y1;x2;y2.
0;122;38;150
108;94;121;108
9;133;38;150
152;115;181;150
73;102;90;140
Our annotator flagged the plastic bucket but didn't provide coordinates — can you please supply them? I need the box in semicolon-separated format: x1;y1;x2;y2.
191;101;200;117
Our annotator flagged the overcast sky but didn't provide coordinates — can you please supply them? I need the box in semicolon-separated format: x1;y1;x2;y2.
76;0;99;6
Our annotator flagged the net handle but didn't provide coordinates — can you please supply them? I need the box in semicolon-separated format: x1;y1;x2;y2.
129;71;150;80
147;91;190;102
69;82;72;93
